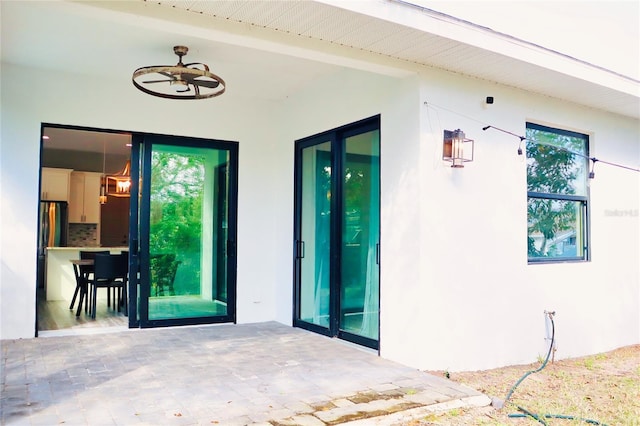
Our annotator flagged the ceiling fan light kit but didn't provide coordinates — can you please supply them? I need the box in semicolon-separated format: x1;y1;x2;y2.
132;46;226;100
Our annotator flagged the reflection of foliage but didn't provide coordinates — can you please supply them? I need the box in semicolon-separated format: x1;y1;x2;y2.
345;167;366;210
320;165;331;207
149;151;206;295
149;152;204;256
527;199;577;257
151;152;205;202
344;165;368;243
527;145;577;194
526;127;587;258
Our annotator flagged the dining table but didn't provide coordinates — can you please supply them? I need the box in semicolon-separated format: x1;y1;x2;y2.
69;254;129;318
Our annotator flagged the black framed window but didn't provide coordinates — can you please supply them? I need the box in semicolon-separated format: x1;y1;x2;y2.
526;122;589;262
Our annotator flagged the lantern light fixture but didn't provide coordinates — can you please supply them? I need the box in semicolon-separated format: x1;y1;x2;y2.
443;129;474;168
107;159;131;197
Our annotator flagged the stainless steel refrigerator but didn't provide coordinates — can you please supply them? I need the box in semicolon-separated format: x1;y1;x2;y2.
37;201;68;288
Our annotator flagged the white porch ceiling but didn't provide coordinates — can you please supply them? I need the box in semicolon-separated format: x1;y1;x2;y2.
2;0;638;123
139;0;639;119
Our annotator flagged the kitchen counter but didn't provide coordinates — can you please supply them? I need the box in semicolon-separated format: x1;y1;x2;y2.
45;247;128;301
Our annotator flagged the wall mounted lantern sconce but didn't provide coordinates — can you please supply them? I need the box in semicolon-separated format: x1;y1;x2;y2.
443;129;474;168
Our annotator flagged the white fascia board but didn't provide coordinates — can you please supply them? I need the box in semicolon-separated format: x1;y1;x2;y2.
317;0;639;97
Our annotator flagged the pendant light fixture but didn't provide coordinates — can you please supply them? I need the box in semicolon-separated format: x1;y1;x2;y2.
107;159;132;197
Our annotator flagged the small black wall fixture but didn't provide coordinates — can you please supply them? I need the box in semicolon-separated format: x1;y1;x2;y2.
443;129;474;168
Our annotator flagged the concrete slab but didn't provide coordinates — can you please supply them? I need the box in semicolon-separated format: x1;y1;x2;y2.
1;322;488;425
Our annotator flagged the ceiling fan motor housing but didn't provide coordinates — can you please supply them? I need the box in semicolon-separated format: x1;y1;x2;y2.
174;45;188;61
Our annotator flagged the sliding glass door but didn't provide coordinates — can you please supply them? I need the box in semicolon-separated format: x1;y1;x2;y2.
129;134;238;328
340;130;380;341
296;140;332;331
294;116;380;349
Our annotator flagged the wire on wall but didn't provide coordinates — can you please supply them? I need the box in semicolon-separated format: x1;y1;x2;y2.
483;125;640;177
424;101;640;176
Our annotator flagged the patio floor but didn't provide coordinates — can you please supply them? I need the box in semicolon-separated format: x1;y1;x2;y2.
1;322;489;425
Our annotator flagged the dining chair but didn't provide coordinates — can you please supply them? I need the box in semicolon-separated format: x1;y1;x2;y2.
89;253;128;319
70;250;109;316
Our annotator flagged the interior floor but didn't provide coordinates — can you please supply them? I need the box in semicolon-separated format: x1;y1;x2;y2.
37;289;228;331
37;287;127;332
148;296;227;319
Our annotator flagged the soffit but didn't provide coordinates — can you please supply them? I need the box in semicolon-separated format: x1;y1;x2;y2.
153;0;639;119
1;0;638;120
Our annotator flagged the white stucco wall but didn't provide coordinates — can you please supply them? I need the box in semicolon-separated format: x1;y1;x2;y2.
2;56;638;372
268;63;639;371
377;68;640;371
0;62;288;338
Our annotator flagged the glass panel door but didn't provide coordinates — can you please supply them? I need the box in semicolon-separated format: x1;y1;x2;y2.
135;135;237;327
295;140;332;334
339;130;380;341
294;116;380;348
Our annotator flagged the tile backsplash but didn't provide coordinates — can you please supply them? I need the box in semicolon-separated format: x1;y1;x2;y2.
68;223;98;247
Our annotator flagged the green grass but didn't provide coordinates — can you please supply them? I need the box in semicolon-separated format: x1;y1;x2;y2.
421;345;640;426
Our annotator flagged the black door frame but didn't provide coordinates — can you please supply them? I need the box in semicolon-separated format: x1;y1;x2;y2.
293;115;381;350
36;123;239;333
129;132;239;328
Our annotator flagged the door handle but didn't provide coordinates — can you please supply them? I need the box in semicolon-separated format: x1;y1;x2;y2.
376;243;380;265
296;240;305;259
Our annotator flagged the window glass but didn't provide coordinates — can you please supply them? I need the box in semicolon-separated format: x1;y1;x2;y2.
527;199;585;259
148;146;230;319
526;126;588;196
526;123;589;262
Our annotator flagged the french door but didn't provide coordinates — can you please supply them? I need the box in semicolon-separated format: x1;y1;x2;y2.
293;116;380;349
128;133;238;328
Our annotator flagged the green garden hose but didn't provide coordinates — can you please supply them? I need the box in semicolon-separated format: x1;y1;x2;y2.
504;311;556;404
508;412;608;425
503;311;607;426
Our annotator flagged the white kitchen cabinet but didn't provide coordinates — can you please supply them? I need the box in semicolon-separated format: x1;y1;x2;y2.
41;168;72;201
69;171;102;223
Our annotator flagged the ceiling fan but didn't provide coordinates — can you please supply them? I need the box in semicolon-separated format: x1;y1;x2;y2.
132;46;226;100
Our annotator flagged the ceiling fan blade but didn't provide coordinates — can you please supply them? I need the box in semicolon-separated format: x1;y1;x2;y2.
190;79;220;89
142;79;174;84
184;62;209;69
